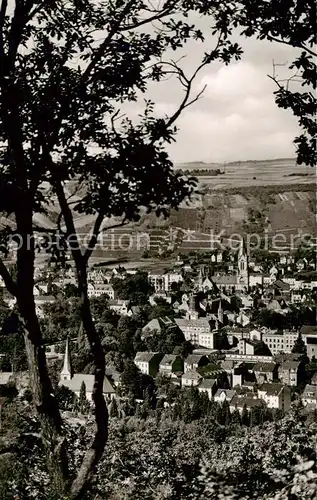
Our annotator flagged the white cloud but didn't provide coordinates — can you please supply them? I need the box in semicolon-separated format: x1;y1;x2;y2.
121;35;302;164
200;61;273;99
161;57;301;163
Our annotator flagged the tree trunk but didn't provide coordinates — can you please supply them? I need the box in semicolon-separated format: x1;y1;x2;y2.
70;261;108;499
15;206;68;495
53;179;108;497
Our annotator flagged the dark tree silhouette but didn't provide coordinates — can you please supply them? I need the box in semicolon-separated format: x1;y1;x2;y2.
292;333;307;355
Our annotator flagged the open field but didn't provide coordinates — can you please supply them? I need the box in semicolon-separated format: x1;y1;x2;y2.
176;158;315;190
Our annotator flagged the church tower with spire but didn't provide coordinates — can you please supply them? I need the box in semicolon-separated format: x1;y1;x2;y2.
217;299;224;324
198;266;204;290
237;238;249;288
186;293;199;320
60;338;72;382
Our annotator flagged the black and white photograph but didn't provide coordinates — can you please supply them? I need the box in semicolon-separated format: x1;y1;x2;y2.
0;1;316;499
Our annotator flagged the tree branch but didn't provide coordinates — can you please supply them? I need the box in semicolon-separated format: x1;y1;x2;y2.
80;0;136;85
83;210;105;262
83;215;129;262
267;34;317;58
299;43;317;58
118;2;177;32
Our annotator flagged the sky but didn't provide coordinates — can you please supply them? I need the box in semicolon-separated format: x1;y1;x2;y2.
4;2;301;165
140;28;302;165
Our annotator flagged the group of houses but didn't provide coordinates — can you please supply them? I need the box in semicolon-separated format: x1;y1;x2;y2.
133;350;298;411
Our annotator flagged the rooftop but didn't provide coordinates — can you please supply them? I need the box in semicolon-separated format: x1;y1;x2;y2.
60;374;115;394
258;382;285;396
253;362;276;372
185;354;207;364
160;354;179;365
199;378;217;389
175;318;210;328
135;351;160;363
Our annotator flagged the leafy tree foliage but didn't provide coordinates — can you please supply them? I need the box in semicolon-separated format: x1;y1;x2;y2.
144;324;185;354
148;298;176;319
112;271;153;305
55;385;77;412
292;333;307;355
109;398;119;419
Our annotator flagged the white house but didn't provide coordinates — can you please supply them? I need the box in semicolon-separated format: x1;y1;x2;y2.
134;352;163;377
198;331;215;349
175;318;211;343
108;299;130;315
34;295;55;318
301;385;317;407
258;383;291;411
198;378;217;400
182;370;202;387
214;389;236;404
184;354;209;373
87;283;116;299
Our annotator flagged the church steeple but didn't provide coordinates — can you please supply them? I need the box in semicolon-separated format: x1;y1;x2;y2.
186;293;199;320
237;238;249;288
60;338;72;381
238;237;247;261
198;266;204;289
218;299;224;323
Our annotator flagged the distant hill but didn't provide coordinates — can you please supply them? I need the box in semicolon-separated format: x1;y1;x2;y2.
1;158;315;264
175;157;298;170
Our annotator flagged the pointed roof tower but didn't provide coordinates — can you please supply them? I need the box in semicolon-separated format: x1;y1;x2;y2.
238;237;248;260
60;338;72;381
189;293;196;312
218;299;224;323
198;266;204;286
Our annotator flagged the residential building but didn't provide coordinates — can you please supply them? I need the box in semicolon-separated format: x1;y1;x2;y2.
253;362;278;384
134;352;163;377
249;273;264;288
262;330;298;355
87;269;106;284
198;331;215;349
214;389;237;404
273;279;291;296
300;325;317;358
148;272;183;293
159;355;184;376
108;299;130;315
238;338;268;356
34;295;55;318
174;317;211;344
230;395;265;413
225;353;273;363
225;326;262;345
87;283;116;299
301;384;317;407
142;317;175;337
278;360;303;387
0;372;13;385
258;383;291;411
182;370;202;387
184;354;209;373
198;378;217;400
